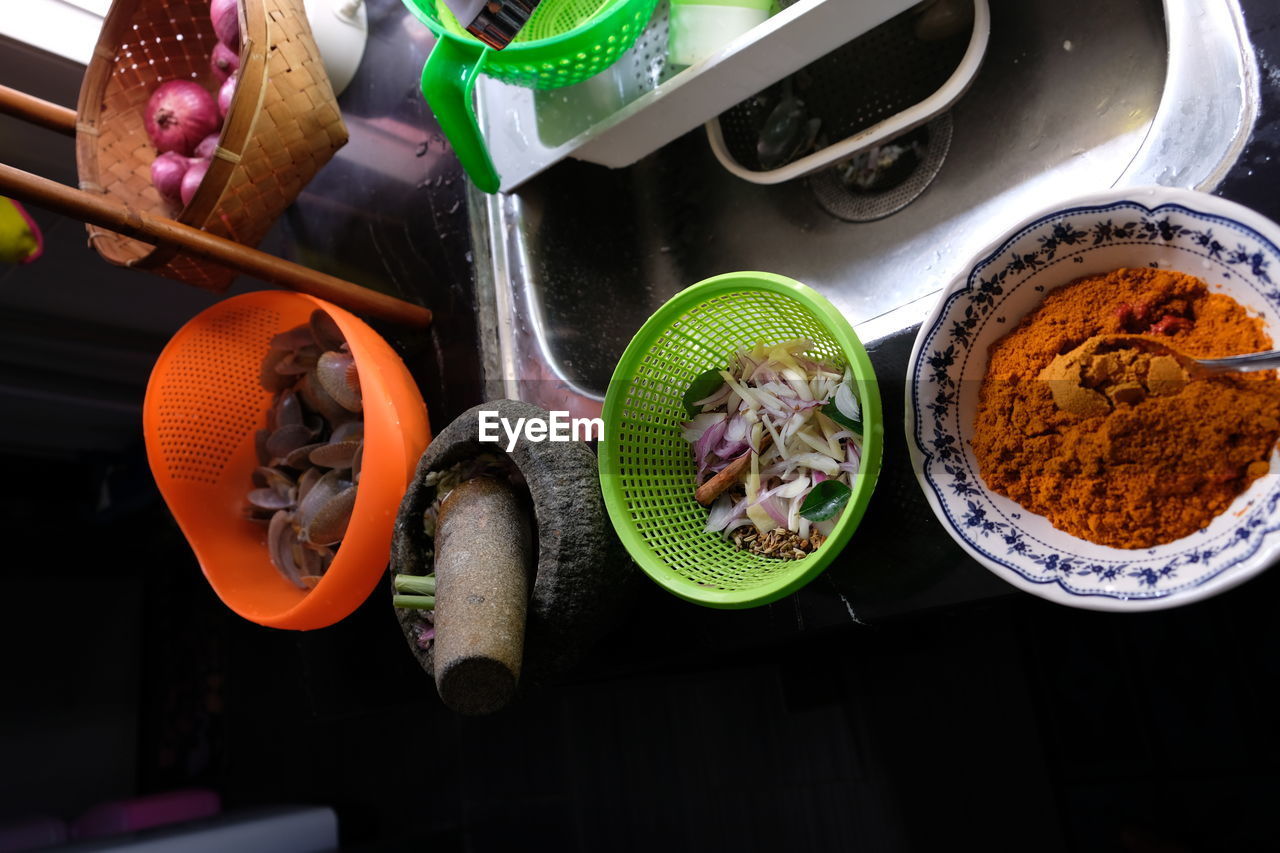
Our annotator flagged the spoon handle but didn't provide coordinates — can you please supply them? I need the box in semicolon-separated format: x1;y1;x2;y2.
1193;349;1280;374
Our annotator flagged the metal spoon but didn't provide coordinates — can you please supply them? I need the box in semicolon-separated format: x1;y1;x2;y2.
1041;334;1280;417
1166;346;1280;375
1079;334;1280;376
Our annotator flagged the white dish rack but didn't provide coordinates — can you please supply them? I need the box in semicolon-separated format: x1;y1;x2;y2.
707;0;989;184
473;0;920;193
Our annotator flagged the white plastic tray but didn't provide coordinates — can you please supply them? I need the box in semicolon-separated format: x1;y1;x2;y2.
473;0;919;193
706;0;990;184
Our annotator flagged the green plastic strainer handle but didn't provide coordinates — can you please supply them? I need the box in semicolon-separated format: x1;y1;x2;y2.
420;38;501;193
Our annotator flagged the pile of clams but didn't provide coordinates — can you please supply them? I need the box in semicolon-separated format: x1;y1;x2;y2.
245;310;364;589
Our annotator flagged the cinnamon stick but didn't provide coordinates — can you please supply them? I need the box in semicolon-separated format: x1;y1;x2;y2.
695;434;773;506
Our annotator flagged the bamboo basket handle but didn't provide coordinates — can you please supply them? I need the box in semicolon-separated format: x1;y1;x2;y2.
0;89;432;329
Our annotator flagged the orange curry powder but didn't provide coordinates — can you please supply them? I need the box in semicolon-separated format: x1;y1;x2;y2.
973;267;1280;548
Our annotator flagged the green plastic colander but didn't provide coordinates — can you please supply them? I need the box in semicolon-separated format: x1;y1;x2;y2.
401;0;659;193
599;272;884;609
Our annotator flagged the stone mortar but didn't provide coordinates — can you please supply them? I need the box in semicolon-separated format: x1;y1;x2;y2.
391;400;636;691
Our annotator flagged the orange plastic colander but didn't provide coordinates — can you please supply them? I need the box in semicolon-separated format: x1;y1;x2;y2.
143;291;431;630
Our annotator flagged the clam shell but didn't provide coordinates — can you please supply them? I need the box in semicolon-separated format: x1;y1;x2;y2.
254;429;272;466
259;349;293;392
249;487;294;510
310;309;347;353
310;441;361;469
293;541;324;579
297;466;323;504
305;485;357;547
274;345;320;376
316;351;362;413
265;423;313;460
298;371;355;426
270;324;314;352
274;389;303;428
268;510;307;589
284;442;326;470
255;466;295;496
296;470;349;541
330;420;364;444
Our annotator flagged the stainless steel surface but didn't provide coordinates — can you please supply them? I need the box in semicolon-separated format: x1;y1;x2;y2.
472;0;1260;418
1193;349;1280;374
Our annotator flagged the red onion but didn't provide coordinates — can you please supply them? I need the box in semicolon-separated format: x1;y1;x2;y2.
150;151;192;203
194;132;221;159
210;41;240;83
218;73;237;119
145;80;220;155
180;158;211;207
211;0;240;50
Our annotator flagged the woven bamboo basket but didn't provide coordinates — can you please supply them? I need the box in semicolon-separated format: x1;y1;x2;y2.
75;0;348;291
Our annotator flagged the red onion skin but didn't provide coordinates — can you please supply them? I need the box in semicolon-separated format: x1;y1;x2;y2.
145;80;220;156
218;74;237;119
194;133;221;159
180;158;211;207
210;41;240;83
151;151;192;203
211;0;240;51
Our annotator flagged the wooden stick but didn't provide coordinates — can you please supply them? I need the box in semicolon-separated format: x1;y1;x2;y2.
695;434;774;506
0;163;433;328
0;85;77;137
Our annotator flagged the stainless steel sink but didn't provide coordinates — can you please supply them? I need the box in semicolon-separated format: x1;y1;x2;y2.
470;0;1258;417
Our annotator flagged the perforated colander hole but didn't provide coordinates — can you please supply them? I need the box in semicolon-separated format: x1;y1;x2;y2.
156;307;280;481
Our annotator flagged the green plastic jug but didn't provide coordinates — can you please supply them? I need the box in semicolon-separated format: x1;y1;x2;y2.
402;0;660;193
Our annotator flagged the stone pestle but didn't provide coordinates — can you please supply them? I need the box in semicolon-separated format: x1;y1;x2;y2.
431;476;533;715
391;400;637;714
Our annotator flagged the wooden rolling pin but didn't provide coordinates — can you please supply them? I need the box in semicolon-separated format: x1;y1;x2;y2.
432;477;533;715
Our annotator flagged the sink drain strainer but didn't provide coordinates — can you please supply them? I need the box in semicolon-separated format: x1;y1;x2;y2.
810;114;952;223
707;0;984;185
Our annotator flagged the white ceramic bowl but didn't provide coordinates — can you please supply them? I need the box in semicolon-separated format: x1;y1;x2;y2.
907;187;1280;611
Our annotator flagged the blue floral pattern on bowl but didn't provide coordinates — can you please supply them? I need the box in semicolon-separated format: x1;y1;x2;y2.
907;188;1280;611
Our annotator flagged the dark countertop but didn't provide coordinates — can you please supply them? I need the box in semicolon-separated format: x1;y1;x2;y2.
57;4;1273;849
4;4;1279;849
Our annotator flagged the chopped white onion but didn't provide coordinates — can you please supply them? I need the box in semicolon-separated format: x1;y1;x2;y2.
834;378;861;423
681;412;725;443
776;474;810;499
680;338;862;539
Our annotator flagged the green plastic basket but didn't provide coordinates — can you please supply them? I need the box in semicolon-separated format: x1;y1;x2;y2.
599;272;884;609
408;0;659;89
401;0;659;192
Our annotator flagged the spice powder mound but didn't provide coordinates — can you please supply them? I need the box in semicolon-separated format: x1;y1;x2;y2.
972;267;1280;549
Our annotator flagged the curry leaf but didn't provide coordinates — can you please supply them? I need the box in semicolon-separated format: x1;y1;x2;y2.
822;401;863;435
683;369;725;418
800;480;852;522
